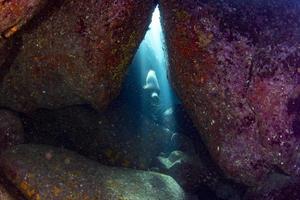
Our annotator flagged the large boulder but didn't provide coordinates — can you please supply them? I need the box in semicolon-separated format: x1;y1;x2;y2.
0;0;47;37
244;173;300;200
0;0;156;112
0;0;46;69
0;144;186;200
159;0;300;186
155;150;243;199
0;109;24;153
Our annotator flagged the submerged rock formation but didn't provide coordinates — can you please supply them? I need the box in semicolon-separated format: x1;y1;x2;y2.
0;109;24;153
244;173;300;200
0;144;185;200
155;150;243;199
0;0;46;72
160;0;300;186
0;0;156;112
0;0;47;37
0;184;15;200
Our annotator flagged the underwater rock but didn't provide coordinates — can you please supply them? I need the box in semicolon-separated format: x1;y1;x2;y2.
0;184;15;200
159;0;300;186
156;150;218;192
0;109;24;153
0;0;47;38
244;173;300;200
0;0;46;80
0;40;9;70
23;103;195;170
0;0;156;112
155;150;243;199
0;144;186;200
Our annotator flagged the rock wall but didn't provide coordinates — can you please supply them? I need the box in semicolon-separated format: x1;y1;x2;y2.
0;0;156;112
159;0;300;186
0;144;186;200
0;0;47;37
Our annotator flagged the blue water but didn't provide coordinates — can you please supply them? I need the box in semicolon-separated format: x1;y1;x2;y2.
121;6;179;122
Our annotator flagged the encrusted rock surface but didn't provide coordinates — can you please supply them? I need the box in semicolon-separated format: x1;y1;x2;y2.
0;39;10;71
0;0;47;38
0;0;156;112
0;109;24;153
0;0;46;69
155;150;243;199
159;0;300;186
0;184;15;200
244;173;300;200
0;144;186;200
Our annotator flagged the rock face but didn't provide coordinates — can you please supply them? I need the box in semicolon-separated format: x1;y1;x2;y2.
0;0;46;69
0;0;156;112
0;184;15;200
244;173;300;200
159;0;300;186
156;151;243;199
0;109;24;153
0;0;47;38
0;40;10;70
156;150;218;192
0;144;186;200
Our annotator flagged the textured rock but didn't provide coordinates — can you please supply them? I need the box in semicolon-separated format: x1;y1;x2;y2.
0;0;46;81
23;103;194;170
0;0;156;112
156;151;243;199
156;150;218;192
0;144;186;200
0;109;24;153
0;0;47;38
159;0;300;186
0;39;9;70
0;184;15;200
244;173;300;200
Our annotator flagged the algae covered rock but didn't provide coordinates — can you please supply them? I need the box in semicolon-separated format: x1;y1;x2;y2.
0;109;24;153
0;144;186;200
0;0;47;38
0;0;156;112
155;150;242;199
159;0;300;186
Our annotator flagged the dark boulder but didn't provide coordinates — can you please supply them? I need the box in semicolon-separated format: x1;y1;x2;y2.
0;144;186;200
0;0;47;70
0;0;156;112
0;0;47;38
0;109;24;153
159;0;300;186
244;173;300;200
155;150;243;199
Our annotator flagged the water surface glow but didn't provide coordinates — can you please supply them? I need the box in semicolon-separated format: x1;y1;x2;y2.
121;6;179;137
